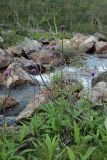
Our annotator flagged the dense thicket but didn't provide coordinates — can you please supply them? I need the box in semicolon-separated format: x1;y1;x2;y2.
0;0;107;33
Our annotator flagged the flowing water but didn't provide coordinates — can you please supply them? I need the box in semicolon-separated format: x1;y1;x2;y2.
0;55;107;126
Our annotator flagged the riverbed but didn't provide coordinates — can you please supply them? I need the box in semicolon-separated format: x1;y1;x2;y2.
0;55;107;126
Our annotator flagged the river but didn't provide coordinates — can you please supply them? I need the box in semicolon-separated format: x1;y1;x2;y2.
0;55;107;126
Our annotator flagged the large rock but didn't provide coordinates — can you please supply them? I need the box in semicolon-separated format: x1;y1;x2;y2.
6;38;42;56
16;93;48;122
73;33;96;52
95;41;107;53
91;71;107;87
6;46;21;57
90;90;102;103
29;50;54;64
0;49;12;68
92;82;107;102
0;96;18;110
55;38;80;56
79;88;102;103
29;49;64;65
71;33;88;43
79;81;107;103
79;36;96;53
93;81;107;94
94;33;106;41
19;37;42;54
60;33;97;53
55;39;72;49
13;57;46;74
5;63;35;88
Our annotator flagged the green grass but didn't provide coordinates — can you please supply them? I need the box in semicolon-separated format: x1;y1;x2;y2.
0;92;107;159
0;27;72;49
31;31;72;40
0;30;24;48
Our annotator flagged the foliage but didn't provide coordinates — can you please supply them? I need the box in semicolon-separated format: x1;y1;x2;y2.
0;95;107;159
1;1;107;159
0;0;107;34
0;30;24;48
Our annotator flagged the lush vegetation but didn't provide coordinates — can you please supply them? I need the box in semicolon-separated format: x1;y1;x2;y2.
1;75;107;160
1;1;107;159
0;0;107;34
0;27;73;48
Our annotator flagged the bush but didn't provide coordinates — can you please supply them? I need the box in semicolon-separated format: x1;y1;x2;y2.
0;30;24;48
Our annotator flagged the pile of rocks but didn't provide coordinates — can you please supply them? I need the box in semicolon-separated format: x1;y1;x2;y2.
0;32;107;124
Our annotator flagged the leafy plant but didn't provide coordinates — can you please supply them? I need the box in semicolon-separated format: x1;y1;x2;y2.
73;121;80;144
33;134;65;160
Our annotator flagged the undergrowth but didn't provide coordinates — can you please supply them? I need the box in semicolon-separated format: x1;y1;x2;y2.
0;80;107;159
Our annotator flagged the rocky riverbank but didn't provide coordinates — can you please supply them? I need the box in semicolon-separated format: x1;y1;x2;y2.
0;32;107;126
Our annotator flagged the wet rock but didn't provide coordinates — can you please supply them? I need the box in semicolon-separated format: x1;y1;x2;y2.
94;32;106;41
16;93;48;122
91;71;107;87
0;96;18;110
6;63;35;88
0;49;12;68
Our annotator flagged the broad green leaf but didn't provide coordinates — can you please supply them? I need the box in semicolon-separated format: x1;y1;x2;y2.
10;156;25;160
82;147;97;160
73;121;80;144
67;147;76;160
